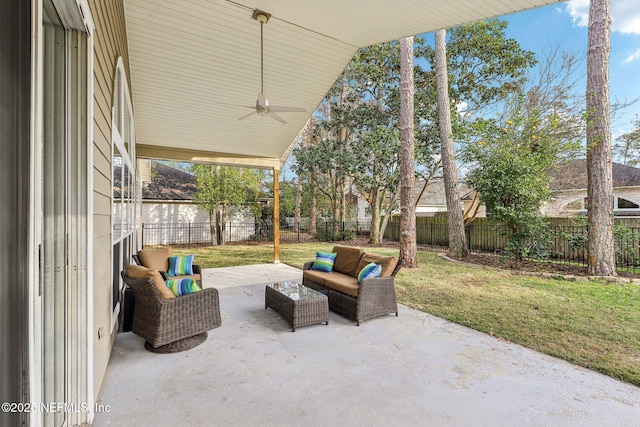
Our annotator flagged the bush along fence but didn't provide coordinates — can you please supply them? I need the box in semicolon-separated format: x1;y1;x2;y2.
384;217;640;273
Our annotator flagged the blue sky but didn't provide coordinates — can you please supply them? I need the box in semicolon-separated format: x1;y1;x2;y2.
500;0;640;140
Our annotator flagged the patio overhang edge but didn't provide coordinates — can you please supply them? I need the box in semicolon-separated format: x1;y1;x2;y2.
135;144;281;170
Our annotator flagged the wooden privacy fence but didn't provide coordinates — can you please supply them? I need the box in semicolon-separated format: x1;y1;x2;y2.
384;217;640;272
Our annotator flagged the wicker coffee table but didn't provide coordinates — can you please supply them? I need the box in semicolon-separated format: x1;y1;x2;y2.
265;281;329;331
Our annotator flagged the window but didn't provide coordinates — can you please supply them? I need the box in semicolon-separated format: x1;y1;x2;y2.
111;60;138;325
564;195;640;214
615;196;640;211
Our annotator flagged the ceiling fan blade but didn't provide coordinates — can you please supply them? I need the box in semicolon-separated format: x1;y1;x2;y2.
268;105;306;113
238;111;257;121
216;101;255;109
268;112;287;124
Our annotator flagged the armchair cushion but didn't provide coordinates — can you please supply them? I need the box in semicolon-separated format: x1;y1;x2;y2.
137;248;173;272
125;264;175;300
168;255;195;277
166;278;201;297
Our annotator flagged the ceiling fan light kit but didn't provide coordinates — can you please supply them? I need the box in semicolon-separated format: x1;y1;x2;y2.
221;9;305;124
251;9;271;24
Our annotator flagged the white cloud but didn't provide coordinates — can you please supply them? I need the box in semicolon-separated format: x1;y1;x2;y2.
456;101;468;117
566;0;589;27
623;48;640;65
566;0;640;35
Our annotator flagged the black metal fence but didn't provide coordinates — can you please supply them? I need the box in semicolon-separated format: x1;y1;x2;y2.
142;220;640;274
142;220;373;247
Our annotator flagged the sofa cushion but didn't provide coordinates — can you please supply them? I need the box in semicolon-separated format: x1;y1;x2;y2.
137;248;173;272
356;253;398;278
303;269;330;286
331;245;364;276
324;272;360;297
166;278;201;297
125;264;175;300
167;254;194;277
357;262;382;283
310;251;337;272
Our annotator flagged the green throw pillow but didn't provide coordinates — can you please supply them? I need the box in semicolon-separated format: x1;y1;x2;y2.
167;254;194;276
310;251;337;273
166;278;201;297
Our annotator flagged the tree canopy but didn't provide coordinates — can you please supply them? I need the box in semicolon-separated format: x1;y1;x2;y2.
291;19;538;243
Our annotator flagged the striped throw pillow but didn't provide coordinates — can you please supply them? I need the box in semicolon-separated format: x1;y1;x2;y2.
167;255;194;277
357;262;382;283
310;251;337;273
166;278;201;297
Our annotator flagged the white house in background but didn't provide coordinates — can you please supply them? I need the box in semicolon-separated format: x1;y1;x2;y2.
3;1;565;424
138;160;209;224
414;180;487;218
139;160;259;245
544;159;640;217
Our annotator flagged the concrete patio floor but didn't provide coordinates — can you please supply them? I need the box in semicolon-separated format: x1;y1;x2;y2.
94;264;640;426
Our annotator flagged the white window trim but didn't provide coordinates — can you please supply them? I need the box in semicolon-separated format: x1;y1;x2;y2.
111;57;137;332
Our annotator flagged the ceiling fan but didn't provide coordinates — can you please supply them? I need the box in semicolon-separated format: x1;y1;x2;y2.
221;10;306;124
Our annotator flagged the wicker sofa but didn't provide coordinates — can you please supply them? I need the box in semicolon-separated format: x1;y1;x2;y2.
302;245;402;325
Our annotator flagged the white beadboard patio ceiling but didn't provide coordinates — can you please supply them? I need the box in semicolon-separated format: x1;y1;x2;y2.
125;0;563;169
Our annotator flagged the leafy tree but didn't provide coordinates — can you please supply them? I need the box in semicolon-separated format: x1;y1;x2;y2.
586;0;616;276
292;19;537;245
278;179;298;219
415;19;538;216
613;116;640;166
191;164;266;245
466;101;577;267
340;42;403;243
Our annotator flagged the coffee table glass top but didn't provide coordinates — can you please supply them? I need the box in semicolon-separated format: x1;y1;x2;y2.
267;281;325;301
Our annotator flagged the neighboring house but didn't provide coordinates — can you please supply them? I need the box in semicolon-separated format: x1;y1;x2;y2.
3;1;565;425
139;161;258;244
544;159;640;217
139;160;209;224
414;180;487;218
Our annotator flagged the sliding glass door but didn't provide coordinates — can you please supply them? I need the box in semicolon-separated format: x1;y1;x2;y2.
41;0;89;425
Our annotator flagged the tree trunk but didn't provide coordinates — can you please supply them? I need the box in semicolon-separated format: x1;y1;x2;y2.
209;210;218;246
380;189;400;244
214;206;223;246
586;0;616;276
294;177;302;230
369;191;382;244
399;36;418;268
220;204;227;245
435;29;468;259
310;169;317;235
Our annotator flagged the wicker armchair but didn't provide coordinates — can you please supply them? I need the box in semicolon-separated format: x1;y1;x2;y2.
121;271;221;353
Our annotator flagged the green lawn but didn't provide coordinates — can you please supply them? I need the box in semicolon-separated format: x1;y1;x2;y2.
175;243;640;386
